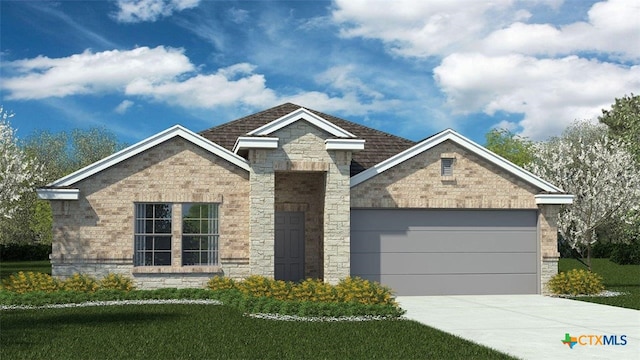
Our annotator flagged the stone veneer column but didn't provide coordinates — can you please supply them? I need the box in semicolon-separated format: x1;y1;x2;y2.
249;149;275;277
539;205;560;294
323;151;352;284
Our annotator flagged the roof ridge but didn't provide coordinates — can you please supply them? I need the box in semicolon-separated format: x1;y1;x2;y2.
200;103;300;134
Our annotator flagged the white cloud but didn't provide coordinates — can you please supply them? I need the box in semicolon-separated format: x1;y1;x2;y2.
227;7;250;24
1;46;397;115
115;100;134;114
332;0;514;57
332;0;640;140
125;64;278;108
3;46;194;100
113;0;200;23
434;53;640;139
315;65;384;100
479;0;640;59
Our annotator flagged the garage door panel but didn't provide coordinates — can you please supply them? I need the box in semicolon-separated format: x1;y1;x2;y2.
351;230;536;253
352;209;537;230
350;209;539;295
351;252;536;275
360;274;538;296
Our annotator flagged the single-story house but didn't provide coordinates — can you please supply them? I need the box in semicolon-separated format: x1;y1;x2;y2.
37;103;572;295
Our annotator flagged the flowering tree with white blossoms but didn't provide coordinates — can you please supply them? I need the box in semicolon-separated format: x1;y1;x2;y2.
528;121;640;270
0;107;42;220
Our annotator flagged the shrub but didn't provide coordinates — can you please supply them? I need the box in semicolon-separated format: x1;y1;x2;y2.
237;275;275;298
210;275;396;306
547;269;605;296
62;274;100;293
335;277;396;306
207;276;236;291
100;273;135;291
610;241;640;265
292;278;335;303
1;271;59;293
0;243;51;261
591;241;615;258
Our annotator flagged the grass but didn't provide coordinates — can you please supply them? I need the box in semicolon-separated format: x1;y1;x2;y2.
0;260;51;279
558;258;640;310
1;304;515;360
0;260;514;359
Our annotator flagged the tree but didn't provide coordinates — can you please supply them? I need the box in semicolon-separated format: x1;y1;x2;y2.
528;121;640;270
484;128;535;167
0;107;43;221
599;94;640;164
23;127;125;181
1;127;126;245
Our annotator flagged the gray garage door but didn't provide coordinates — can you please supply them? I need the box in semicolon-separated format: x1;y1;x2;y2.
351;209;538;296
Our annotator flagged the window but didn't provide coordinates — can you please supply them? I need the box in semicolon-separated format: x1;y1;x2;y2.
441;158;454;176
182;204;219;266
134;203;172;266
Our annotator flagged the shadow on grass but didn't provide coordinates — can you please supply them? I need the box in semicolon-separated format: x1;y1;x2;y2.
2;310;181;332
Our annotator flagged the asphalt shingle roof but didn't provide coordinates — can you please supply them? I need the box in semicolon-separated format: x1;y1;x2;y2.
199;103;416;176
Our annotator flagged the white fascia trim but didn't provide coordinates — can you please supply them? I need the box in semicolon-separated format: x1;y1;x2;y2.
247;108;356;138
535;194;574;204
233;137;279;153
350;129;564;193
325;139;365;151
36;188;80;200
48;125;250;188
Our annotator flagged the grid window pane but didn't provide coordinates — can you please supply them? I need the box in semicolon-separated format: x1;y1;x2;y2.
182;204;219;266
134;203;172;266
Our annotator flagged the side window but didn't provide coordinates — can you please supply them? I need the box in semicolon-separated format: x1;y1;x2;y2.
182;203;219;266
134;203;172;266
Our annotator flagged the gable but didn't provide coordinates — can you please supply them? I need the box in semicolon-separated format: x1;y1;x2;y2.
200;103;415;176
351;140;541;209
351;129;566;194
37;125;249;200
247;107;356;138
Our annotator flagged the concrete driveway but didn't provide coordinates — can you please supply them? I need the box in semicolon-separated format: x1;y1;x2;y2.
396;295;640;360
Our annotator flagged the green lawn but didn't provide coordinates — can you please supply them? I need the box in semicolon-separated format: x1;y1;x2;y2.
1;304;515;360
0;260;514;359
559;258;640;310
0;260;51;279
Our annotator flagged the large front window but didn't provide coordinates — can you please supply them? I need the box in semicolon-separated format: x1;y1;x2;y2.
182;204;219;266
134;203;172;266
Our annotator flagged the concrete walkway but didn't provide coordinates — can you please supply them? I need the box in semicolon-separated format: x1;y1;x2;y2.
396;295;640;360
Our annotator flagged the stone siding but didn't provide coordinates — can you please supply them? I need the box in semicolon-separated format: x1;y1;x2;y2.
275;172;325;279
249;121;351;283
50;137;251;288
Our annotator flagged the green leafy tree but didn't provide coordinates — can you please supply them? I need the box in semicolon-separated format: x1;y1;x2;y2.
598;94;640;257
484;128;534;167
599;94;640;164
2;128;127;245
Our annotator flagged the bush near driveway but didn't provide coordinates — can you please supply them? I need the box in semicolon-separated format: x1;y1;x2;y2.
558;258;640;310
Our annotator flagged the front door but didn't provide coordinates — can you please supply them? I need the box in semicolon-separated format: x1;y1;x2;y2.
275;211;305;281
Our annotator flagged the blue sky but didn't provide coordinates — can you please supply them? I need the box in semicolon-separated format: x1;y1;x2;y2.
1;0;638;146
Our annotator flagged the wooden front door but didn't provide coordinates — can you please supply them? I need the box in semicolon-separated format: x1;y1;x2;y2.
274;211;305;281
